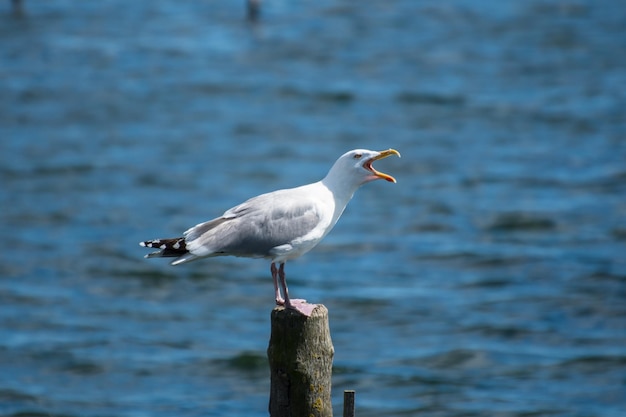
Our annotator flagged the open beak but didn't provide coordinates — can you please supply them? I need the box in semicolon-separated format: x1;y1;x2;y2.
365;149;401;183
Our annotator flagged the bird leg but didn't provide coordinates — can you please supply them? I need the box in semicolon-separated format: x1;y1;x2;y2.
277;262;317;317
271;262;284;305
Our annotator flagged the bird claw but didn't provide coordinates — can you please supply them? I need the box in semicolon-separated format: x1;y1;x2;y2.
285;299;317;317
276;297;306;306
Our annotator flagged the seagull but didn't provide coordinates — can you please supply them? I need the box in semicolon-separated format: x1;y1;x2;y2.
140;148;400;316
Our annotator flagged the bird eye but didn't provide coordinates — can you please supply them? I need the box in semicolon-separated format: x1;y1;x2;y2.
353;153;362;159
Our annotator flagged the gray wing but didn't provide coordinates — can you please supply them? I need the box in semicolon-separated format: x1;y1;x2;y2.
183;189;322;258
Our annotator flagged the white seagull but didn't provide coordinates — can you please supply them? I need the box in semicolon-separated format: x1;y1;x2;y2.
140;148;400;316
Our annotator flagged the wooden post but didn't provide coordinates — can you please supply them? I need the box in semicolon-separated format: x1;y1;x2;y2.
267;304;334;417
343;390;355;417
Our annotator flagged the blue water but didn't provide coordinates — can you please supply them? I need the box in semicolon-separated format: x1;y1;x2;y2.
1;1;625;416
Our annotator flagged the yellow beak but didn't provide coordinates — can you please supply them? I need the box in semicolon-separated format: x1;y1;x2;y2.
366;149;401;183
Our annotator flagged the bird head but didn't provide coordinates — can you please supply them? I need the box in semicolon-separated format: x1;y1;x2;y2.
325;149;401;188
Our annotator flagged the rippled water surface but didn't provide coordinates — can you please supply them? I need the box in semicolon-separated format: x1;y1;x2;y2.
1;1;625;416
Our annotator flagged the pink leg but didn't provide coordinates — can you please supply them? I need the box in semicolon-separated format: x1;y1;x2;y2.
277;262;317;317
271;262;284;305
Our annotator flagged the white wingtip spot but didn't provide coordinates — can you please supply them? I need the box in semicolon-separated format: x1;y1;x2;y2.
173;242;180;249
139;242;146;247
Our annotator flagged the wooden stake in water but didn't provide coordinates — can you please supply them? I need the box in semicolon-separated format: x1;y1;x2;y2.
343;390;355;417
267;304;334;417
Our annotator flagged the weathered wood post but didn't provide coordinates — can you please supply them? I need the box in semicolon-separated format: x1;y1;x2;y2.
267;304;334;417
343;390;355;417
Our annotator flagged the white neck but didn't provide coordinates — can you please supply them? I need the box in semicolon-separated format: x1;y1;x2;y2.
320;171;362;227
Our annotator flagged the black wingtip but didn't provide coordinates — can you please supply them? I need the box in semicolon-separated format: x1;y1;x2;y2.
140;238;188;258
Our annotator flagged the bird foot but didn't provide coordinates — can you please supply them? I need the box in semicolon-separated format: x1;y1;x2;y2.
275;297;306;306
285;299;317;317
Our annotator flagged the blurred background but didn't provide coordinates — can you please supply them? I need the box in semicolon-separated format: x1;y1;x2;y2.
1;1;625;416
